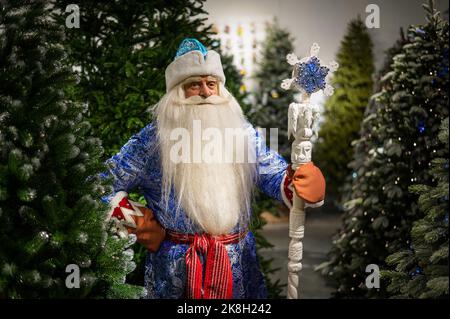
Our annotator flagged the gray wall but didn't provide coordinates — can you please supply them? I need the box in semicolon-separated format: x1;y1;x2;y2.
204;0;449;71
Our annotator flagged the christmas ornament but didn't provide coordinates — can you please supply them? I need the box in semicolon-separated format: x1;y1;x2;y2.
225;39;232;50
107;191;145;238
270;89;279;99
250;22;256;34
211;24;219;34
418;120;426;133
237;25;243;37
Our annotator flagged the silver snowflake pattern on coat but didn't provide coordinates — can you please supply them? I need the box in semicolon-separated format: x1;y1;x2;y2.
101;121;288;298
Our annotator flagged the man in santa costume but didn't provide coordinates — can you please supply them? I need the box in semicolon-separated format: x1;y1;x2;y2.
103;38;325;299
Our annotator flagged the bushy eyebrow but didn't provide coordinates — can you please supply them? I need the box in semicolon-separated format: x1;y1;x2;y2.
205;76;218;82
183;76;218;86
184;77;203;84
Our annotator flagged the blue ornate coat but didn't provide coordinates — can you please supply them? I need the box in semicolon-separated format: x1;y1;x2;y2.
103;122;289;299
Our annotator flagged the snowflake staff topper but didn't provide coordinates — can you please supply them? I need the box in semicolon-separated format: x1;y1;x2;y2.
281;43;338;96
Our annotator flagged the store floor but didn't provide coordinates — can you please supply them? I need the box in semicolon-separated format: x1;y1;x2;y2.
259;210;341;299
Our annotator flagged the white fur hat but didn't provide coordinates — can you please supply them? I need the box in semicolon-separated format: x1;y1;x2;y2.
165;38;226;92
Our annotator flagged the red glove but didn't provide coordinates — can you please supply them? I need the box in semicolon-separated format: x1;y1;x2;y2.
287;162;326;204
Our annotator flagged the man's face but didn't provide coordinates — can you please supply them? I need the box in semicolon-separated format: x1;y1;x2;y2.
183;75;219;98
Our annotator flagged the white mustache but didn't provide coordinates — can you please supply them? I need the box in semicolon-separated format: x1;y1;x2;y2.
174;94;232;105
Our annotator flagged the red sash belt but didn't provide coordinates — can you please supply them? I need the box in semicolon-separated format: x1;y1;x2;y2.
165;229;247;299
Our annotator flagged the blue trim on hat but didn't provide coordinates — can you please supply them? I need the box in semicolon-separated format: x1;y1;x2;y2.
175;38;207;58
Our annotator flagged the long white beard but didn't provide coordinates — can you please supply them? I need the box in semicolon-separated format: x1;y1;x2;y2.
154;85;256;235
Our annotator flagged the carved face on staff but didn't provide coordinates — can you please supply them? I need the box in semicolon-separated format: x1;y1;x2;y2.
292;140;312;164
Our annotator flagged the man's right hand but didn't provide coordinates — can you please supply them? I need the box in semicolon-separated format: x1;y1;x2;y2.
126;207;166;253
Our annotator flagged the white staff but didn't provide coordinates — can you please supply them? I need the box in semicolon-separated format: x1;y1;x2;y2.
281;43;338;299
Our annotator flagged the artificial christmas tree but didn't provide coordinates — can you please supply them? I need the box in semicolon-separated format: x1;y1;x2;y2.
249;18;295;158
384;117;448;298
316;34;406;297
0;1;144;298
338;29;408;208
314;17;374;199
317;1;449;298
55;0;213;156
55;0;246;157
